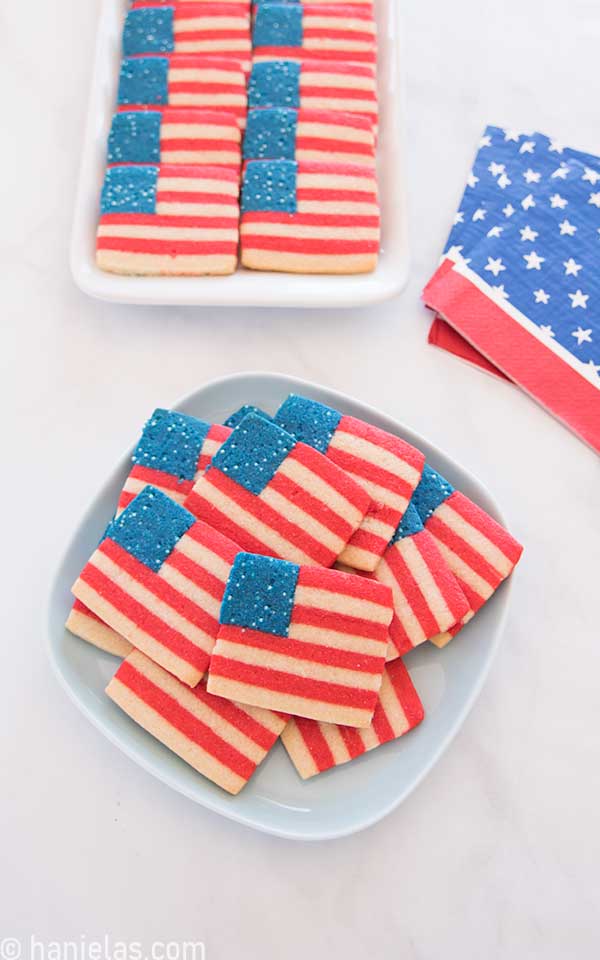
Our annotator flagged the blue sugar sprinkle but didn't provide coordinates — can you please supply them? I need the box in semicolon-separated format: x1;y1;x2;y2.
118;57;169;106
107;111;162;164
243;108;298;161
100;165;158;215
122;8;174;56
132;408;211;481
241;159;297;213
411;464;455;522
253;3;303;48
274;394;342;454
389;504;424;545
248;61;300;109
223;406;272;429
209;413;296;495
220;553;299;637
106;486;195;572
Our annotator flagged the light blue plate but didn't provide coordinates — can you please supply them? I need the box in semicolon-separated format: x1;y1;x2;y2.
48;373;514;840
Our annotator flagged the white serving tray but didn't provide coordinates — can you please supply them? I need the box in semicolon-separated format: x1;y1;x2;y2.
48;373;515;840
70;0;409;307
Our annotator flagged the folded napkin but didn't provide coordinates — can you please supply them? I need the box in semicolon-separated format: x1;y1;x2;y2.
423;125;600;453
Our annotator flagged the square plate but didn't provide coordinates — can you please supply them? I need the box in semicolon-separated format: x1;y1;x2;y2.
70;0;408;307
48;373;514;840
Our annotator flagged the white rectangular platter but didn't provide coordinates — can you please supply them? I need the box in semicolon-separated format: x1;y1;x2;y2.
48;374;514;840
70;0;409;307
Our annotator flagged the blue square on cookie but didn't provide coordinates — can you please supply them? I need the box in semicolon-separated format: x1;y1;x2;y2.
118;56;170;107
100;166;159;215
241;159;298;213
223;406;272;429
132;409;212;481
274;394;342;453
220;553;299;636
243;108;298;161
253;4;303;48
123;7;175;56
209;413;296;494
248;60;301;109
108;111;162;164
106;486;195;572
411;465;455;522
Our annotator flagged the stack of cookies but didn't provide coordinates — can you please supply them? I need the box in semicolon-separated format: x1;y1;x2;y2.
67;399;523;793
96;1;381;276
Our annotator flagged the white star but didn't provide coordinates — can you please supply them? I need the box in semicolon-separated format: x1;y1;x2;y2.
519;140;536;154
523;168;541;184
447;245;471;265
523;250;545;270
484;256;506;277
569;291;589;310
549;139;564;153
551;164;570;180
522;194;536;210
467;170;479;188
586;359;600;376
571;326;592;344
550;193;568;209
453;211;464;225
564;257;582;277
539;324;554;336
497;172;512;189
520;225;538;241
534;289;551;304
559;219;577;236
504;129;520;142
488;161;505;176
503;203;516;217
479;134;492;148
472;207;487;222
589;192;600;208
582;166;600;185
487;225;504;238
491;284;510;300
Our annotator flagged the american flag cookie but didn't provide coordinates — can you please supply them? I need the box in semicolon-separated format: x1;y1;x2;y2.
248;60;378;133
240;159;380;274
411;464;523;636
106;650;287;794
207;553;393;726
243;107;375;166
252;4;376;66
66;409;231;655
107;109;242;168
373;504;470;660
117;55;248;127
71;486;240;687
96;164;240;276
118;408;231;513
281;658;424;778
184;413;371;566
124;3;252;71
274;395;425;571
66;599;133;658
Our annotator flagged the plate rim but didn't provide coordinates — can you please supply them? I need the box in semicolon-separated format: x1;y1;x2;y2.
47;372;514;840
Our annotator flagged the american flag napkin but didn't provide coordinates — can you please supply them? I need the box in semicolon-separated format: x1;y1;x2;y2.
423;125;600;453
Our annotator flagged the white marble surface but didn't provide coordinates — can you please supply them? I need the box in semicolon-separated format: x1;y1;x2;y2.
3;0;600;956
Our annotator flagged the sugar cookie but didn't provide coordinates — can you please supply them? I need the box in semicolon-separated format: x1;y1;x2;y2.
124;3;251;71
185;413;371;566
412;464;523;620
281;658;424;778
243;107;375;166
240;159;380;273
97;164;240;276
107;649;286;794
207;553;392;726
72;486;240;687
252;3;376;66
248;60;377;132
274;394;425;570
373;504;470;659
108;109;241;167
